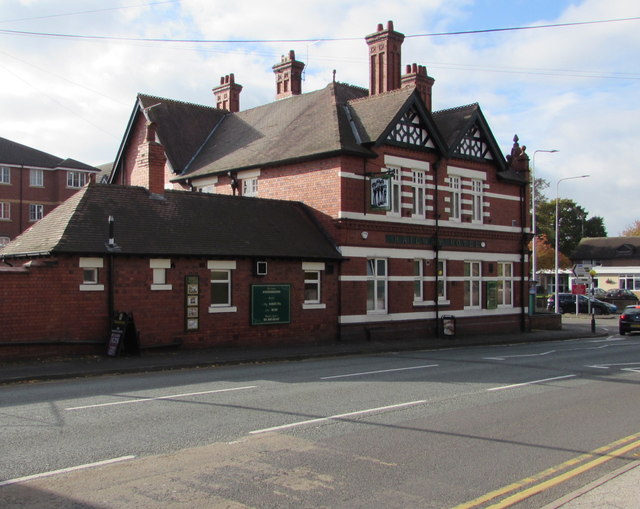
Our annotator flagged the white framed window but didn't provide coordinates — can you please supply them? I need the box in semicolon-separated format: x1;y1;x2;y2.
198;185;216;194
0;202;9;220
471;179;483;223
79;257;104;291
67;171;89;188
497;262;513;306
207;260;237;312
387;167;401;216
464;261;481;308
150;258;172;290
302;262;326;309
411;170;426;218
367;258;387;313
0;166;10;184
450;176;461;220
437;259;447;301
0;236;10;247
30;169;44;187
29;204;44;222
242;177;258;197
413;259;424;302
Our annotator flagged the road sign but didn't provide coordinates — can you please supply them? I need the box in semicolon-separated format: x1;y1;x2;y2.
572;263;593;278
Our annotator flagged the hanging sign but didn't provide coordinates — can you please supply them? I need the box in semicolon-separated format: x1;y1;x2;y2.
370;174;391;210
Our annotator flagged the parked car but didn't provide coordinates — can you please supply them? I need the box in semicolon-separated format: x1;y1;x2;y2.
591;287;607;298
605;288;639;302
547;293;618;314
619;305;640;334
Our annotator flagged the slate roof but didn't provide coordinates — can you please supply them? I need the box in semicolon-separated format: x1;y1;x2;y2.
0;136;99;172
0;184;342;261
572;237;640;260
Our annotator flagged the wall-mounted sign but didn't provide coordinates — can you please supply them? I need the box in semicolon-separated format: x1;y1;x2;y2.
251;284;291;325
370;175;391;210
386;234;486;249
185;275;199;331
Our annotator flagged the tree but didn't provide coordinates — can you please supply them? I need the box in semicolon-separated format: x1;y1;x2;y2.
534;234;571;270
536;198;607;258
621;220;640;236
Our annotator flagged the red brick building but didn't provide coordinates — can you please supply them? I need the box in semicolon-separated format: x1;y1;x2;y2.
1;21;532;358
0;136;100;246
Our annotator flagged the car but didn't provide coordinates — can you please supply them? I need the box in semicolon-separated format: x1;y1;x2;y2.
619;305;640;334
591;288;607;298
604;288;639;302
547;293;618;315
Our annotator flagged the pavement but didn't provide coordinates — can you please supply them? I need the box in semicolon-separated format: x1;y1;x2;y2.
1;314;639;507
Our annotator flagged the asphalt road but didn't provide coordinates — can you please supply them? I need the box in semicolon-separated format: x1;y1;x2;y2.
2;331;640;508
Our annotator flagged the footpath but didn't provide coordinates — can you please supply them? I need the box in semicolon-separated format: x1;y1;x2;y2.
1;316;639;507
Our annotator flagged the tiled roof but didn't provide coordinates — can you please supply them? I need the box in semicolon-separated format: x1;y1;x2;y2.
181;82;374;179
0;184;342;261
432;104;479;148
572;237;640;260
0;136;99;172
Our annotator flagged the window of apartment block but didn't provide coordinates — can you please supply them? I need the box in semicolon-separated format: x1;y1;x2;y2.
497;262;513;306
464;261;481;308
0;201;9;220
450;176;461;220
301;261;327;310
150;258;172;290
413;259;424;302
620;274;640;290
471;179;483;223
30;169;44;187
411;171;426;217
29;204;44;222
67;171;88;188
79;257;104;291
367;258;387;313
207;260;237;313
437;259;447;301
0;166;10;184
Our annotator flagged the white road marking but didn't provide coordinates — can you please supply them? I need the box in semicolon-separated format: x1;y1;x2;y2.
320;364;438;380
484;350;555;361
587;362;640;370
487;374;576;392
65;385;257;411
0;456;136;487
250;400;427;434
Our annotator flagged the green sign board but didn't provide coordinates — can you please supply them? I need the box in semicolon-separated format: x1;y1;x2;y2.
251;284;291;325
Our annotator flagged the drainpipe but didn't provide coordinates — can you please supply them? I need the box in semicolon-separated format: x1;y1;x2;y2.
520;185;527;332
433;158;442;338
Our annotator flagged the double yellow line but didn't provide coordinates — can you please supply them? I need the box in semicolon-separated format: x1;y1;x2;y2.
452;432;640;509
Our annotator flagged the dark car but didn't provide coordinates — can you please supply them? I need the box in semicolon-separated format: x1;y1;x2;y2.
619;305;640;334
547;293;618;314
605;289;639;302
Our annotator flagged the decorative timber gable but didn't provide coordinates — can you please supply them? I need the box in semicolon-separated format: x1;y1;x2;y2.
386;105;436;149
455;121;493;160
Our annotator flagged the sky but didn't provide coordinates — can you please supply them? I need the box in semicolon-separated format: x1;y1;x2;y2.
0;0;638;235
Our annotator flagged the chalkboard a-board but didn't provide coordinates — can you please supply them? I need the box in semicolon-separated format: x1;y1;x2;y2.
107;312;140;356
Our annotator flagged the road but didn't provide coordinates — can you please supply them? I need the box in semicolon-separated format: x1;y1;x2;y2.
2;329;640;507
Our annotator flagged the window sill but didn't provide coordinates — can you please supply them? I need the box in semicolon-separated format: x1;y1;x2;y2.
151;284;173;291
208;305;237;313
79;284;104;291
302;303;326;310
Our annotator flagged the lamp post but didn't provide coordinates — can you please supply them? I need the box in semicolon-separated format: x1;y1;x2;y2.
531;150;558;304
554;175;590;313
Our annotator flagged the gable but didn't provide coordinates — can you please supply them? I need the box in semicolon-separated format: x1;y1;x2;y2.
454;120;493;161
384;104;437;150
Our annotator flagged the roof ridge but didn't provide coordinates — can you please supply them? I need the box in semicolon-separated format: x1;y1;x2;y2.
433;102;479;116
137;93;218;111
347;87;411;105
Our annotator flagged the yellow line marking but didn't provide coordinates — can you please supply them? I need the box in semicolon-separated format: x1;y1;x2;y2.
451;432;640;509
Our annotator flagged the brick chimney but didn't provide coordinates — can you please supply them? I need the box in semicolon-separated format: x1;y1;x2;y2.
402;64;435;111
365;21;405;96
132;121;167;195
272;50;305;100
213;73;243;112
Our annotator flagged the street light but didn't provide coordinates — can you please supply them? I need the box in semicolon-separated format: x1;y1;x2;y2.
531;150;558;298
554;175;590;313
